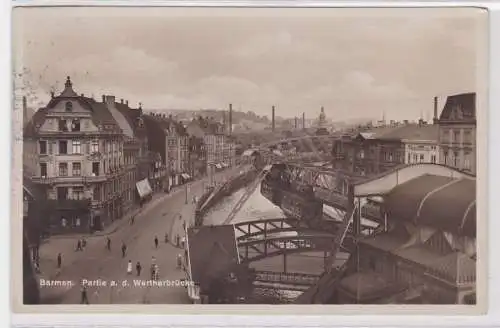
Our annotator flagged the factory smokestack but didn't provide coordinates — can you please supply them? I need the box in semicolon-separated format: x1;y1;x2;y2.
302;112;305;130
229;103;233;135
433;96;438;124
272;105;276;132
294;117;298;129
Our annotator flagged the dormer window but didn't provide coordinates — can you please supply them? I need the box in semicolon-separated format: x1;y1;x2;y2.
65;101;73;112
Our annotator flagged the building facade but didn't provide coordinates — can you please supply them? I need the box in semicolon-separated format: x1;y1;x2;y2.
143;113;189;189
437;93;476;174
23;77;138;233
331;130;405;177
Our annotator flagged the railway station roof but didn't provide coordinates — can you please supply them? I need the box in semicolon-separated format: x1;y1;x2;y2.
383;174;476;237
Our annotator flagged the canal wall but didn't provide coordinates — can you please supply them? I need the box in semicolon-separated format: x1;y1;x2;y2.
194;167;258;226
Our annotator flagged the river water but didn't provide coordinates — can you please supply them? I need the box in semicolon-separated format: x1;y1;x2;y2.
203;181;349;302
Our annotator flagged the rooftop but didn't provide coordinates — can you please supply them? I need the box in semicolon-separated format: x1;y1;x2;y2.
187;225;239;286
383;174;476;237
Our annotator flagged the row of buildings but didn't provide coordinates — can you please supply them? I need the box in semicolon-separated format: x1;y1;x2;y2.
23;77;237;240
331;93;476;177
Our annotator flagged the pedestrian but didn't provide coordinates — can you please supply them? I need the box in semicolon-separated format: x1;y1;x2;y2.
136;261;142;276
130;216;135;225
127;260;133;275
121;243;127;258
81;238;87;249
80;284;89;304
154;236;159;249
57;253;62;269
106;237;111;251
182;221;186;231
76;239;82;252
177;254;182;269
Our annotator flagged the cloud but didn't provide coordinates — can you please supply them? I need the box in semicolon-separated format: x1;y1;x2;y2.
14;7;483;121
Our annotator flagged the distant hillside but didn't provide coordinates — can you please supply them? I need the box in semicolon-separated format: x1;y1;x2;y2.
148;109;283;129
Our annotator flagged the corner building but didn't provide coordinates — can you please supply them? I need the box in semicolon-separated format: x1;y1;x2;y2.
23;77;132;233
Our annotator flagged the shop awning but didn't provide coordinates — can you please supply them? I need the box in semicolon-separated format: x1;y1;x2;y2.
136;178;153;198
181;173;191;180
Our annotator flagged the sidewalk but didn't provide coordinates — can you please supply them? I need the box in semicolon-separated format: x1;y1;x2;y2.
37;168;240;281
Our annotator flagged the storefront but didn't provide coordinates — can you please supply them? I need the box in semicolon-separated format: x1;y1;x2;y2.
181;173;192;184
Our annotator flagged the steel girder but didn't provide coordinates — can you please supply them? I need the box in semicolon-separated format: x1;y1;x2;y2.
234;217;336;241
280;163;350;209
238;235;336;263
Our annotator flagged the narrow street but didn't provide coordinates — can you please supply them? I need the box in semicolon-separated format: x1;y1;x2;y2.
37;167;243;304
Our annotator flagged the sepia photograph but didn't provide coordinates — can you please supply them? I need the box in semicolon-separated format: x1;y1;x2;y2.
12;6;487;311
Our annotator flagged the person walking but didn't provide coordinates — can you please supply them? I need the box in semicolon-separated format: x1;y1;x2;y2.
136;261;142;276
106;237;111;251
121;243;127;258
57;253;62;269
76;239;82;252
177;254;182;269
127;260;133;275
80;284;89;304
81;238;87;249
154;236;159;249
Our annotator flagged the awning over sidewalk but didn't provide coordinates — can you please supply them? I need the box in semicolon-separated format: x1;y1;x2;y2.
181;173;191;180
136;178;153;199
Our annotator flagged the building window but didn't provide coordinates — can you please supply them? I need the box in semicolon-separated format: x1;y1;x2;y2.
57;187;68;200
413;154;418;163
419;154;424;163
464;152;471;171
453;151;459;167
453;130;460;144
431;155;437;163
39;141;47;154
40;163;47;177
72;186;84;200
71;119;80;132
93;185;101;201
59;140;68;154
463;130;472;145
59;162;68;176
92;162;100;176
90;140;99;153
72;140;81;154
58;119;67;132
72;162;81;176
65;101;73;112
407;153;411;163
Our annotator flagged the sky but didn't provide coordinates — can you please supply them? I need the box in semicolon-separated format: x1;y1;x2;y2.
13;7;486;122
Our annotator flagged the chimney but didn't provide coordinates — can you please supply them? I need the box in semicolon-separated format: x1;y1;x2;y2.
302;112;305;130
80;93;84;97
433;96;438;124
104;95;115;106
294;117;298;129
126;100;129;106
102;95;106;103
229;103;233;135
272;106;276;132
120;99;124;104
50;91;55;98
